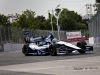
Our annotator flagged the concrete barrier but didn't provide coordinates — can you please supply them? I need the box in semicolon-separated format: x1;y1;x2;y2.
0;44;4;52
3;44;24;52
89;37;94;45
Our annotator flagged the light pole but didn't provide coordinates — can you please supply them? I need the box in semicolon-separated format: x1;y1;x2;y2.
49;4;60;34
50;9;53;34
55;9;63;40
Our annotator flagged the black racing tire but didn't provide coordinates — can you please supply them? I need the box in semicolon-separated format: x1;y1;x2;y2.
81;40;87;46
77;41;87;54
78;50;86;54
22;45;29;56
49;44;58;56
77;41;87;49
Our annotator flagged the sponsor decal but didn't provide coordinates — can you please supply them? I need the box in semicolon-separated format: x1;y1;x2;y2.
60;31;88;42
66;31;82;39
23;30;30;36
61;37;88;42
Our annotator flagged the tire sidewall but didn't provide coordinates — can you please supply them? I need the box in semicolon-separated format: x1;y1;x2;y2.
22;45;29;56
77;41;87;50
77;41;87;54
49;44;57;56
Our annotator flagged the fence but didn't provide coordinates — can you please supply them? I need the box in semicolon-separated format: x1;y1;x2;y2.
0;26;88;44
0;26;24;44
88;8;100;37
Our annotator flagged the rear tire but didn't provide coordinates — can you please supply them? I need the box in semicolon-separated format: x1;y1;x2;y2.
77;41;87;54
49;44;57;56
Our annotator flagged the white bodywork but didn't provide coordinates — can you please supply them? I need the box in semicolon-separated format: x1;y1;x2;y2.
56;41;81;50
29;41;81;50
29;43;49;50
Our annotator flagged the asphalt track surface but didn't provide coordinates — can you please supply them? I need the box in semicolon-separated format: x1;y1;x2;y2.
0;45;100;75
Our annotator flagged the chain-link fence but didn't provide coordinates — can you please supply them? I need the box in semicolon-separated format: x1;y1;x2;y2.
0;26;88;44
0;26;23;44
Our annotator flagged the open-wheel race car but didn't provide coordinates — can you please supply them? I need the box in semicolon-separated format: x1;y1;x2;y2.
22;34;93;56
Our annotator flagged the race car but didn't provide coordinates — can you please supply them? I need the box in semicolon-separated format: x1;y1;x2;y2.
22;34;93;56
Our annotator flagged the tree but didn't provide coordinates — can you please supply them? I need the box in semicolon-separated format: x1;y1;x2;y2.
36;15;46;22
33;15;47;30
12;9;48;30
54;8;87;30
12;9;36;29
11;8;87;31
95;0;100;11
96;0;100;3
0;14;11;26
0;14;11;42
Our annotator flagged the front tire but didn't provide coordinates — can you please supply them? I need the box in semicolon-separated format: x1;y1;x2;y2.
22;45;29;56
49;44;57;56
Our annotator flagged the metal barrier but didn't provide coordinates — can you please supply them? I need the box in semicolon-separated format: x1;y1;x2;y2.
0;26;89;52
0;26;88;44
0;26;24;44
